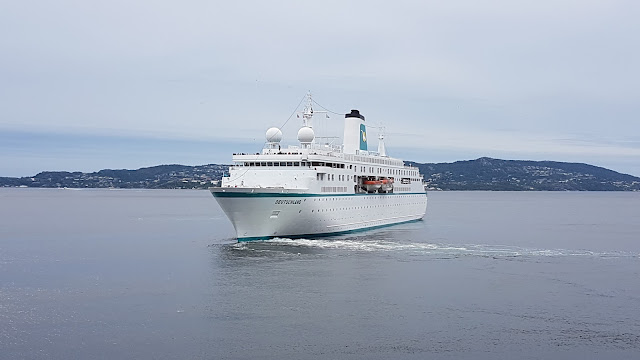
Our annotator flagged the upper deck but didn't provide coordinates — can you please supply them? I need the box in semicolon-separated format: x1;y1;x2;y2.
231;143;408;170
218;92;424;193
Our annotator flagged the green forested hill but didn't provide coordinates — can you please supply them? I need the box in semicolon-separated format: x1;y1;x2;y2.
0;164;228;189
2;158;639;190
411;157;640;191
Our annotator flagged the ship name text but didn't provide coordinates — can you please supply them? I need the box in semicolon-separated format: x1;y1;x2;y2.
275;199;302;205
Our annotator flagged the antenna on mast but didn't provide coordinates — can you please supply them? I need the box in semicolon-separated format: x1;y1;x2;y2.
297;91;329;146
302;91;314;127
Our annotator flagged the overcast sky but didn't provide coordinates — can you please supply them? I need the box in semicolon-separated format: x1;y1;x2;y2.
1;1;639;177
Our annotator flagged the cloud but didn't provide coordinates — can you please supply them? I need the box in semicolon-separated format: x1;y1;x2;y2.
1;1;639;176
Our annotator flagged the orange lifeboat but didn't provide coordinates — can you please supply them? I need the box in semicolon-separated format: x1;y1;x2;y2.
363;179;382;192
363;180;382;185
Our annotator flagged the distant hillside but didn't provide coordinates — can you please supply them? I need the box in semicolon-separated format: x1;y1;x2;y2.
0;164;228;189
1;158;639;190
410;157;640;191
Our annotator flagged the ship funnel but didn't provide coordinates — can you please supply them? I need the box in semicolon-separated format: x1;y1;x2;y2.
343;109;367;154
346;109;365;120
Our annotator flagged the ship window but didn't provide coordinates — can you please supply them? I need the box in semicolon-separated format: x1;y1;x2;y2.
294;162;300;166
287;162;293;166
249;162;255;166
280;162;286;166
267;162;273;166
274;162;280;166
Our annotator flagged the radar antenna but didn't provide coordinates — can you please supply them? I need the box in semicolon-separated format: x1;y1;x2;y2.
300;91;328;129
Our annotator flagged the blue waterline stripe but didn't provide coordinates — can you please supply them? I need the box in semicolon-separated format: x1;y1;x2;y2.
212;191;427;198
236;218;424;242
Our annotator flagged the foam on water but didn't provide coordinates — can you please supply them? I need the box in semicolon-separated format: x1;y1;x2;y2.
226;237;637;259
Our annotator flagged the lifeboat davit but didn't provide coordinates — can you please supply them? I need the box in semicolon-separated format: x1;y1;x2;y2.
381;178;394;191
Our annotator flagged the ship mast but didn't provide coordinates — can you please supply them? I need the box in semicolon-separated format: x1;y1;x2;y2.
299;91;331;145
302;91;314;128
378;126;387;157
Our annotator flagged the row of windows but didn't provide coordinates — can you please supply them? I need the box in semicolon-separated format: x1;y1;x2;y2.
346;154;403;167
312;194;423;201
239;161;346;168
310;202;425;213
359;166;418;177
321;187;348;193
317;174;356;182
235;161;419;177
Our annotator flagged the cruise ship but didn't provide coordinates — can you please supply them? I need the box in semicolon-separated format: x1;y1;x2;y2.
211;93;427;241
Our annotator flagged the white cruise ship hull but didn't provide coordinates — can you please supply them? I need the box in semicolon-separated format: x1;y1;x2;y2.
211;188;427;241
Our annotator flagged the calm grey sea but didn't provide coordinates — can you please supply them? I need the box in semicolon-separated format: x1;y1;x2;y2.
1;189;639;359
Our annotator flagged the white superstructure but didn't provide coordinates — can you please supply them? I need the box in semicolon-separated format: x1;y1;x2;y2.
211;93;427;241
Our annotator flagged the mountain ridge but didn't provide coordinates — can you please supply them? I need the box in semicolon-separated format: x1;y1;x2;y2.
410;157;640;191
1;158;638;191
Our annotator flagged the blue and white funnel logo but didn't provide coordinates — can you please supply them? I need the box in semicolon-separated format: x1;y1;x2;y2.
359;124;368;151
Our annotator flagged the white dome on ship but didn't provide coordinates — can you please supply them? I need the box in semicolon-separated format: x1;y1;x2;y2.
265;127;283;143
297;126;315;143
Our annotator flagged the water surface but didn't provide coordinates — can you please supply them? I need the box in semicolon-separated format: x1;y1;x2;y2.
1;189;639;359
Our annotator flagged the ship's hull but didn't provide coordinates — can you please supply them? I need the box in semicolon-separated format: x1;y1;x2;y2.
211;188;427;241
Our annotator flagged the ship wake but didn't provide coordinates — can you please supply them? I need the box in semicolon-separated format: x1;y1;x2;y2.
226;237;638;260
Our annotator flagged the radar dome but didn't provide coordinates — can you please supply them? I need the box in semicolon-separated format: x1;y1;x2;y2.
297;126;315;143
265;127;283;143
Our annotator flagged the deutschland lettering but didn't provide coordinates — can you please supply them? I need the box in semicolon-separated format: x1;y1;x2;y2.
275;199;302;205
